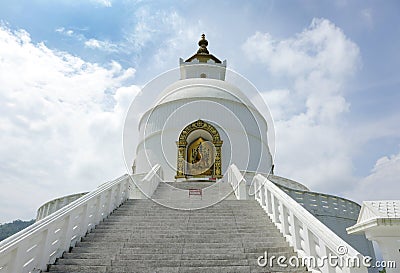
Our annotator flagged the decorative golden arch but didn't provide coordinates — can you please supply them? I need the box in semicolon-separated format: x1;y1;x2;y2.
175;120;223;179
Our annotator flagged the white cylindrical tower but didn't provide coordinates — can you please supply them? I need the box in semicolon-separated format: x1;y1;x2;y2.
135;34;273;181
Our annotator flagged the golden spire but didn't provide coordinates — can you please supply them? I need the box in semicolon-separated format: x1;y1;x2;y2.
184;33;221;63
197;34;209;54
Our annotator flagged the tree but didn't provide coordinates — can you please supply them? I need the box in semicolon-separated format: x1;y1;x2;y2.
0;219;35;242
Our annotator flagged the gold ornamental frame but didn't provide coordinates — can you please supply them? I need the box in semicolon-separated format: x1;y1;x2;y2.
175;120;223;179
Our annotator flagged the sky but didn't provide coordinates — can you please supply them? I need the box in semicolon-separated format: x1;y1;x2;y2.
0;0;399;223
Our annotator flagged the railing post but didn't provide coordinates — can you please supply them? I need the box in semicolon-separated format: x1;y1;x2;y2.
122;177;130;201
317;242;334;273
262;184;269;210
266;188;273;215
79;203;90;236
107;187;115;215
288;211;301;250
3;248;18;273
93;194;104;225
259;182;266;207
302;225;314;260
271;195;280;225
253;178;259;201
279;203;289;236
36;228;51;270
59;211;78;252
228;167;231;186
238;177;246;200
114;182;123;207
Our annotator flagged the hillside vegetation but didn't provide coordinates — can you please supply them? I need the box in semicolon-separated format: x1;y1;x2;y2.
0;219;35;242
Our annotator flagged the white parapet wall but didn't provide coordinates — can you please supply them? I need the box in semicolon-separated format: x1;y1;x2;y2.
279;185;375;262
227;165;247;200
36;192;88;221
0;174;131;273
226;164;369;273
241;171;311;192
130;164;163;199
252;172;369;273
231;167;376;265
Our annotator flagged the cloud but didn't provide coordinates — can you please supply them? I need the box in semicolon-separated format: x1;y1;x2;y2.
261;89;293;121
85;38;118;52
91;0;112;7
55;27;74;36
54;6;199;71
244;18;360;80
0;24;138;223
361;8;373;28
150;10;203;67
123;6;204;70
346;149;400;202
56;27;120;53
243;18;361;193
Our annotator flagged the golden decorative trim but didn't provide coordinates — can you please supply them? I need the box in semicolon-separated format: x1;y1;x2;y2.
175;120;223;179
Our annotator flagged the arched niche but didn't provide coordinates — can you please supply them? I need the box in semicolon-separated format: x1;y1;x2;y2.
175;119;223;179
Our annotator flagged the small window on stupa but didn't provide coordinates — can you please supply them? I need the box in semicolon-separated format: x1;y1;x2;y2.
200;73;206;78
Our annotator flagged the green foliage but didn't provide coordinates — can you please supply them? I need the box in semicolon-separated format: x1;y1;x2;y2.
0;219;35;241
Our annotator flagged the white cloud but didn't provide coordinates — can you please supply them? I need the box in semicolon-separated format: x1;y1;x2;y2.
124;7;203;69
361;8;373;28
261;89;296;121
0;25;138;223
151;11;201;61
243;18;361;193
91;0;112;7
57;7;201;71
56;27;120;53
55;27;74;36
85;38;118;52
244;18;360;80
346;149;400;202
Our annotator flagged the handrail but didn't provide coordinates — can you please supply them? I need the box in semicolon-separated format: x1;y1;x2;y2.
0;174;131;273
227;164;246;200
36;192;88;221
130;164;162;198
251;171;368;273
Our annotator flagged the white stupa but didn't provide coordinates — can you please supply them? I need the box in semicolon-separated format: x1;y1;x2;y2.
134;34;273;181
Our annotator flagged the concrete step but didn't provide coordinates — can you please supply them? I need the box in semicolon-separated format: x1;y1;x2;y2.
48;264;107;272
82;236;286;244
110;259;249;267
97;222;276;228
90;231;281;238
48;197;309;273
49;264;308;273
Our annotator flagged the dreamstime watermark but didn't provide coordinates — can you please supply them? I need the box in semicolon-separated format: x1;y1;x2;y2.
257;245;396;269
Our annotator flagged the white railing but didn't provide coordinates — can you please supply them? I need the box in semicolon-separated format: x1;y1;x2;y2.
131;164;163;198
227;164;247;200
36;192;88;221
0;174;131;273
252;172;368;273
280;186;360;220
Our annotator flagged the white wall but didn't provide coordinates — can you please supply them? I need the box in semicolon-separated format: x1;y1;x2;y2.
135;97;272;180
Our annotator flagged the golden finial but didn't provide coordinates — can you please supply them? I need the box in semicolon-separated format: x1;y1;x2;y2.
197;33;209;54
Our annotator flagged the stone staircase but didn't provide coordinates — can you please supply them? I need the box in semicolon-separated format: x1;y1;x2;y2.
48;183;309;273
